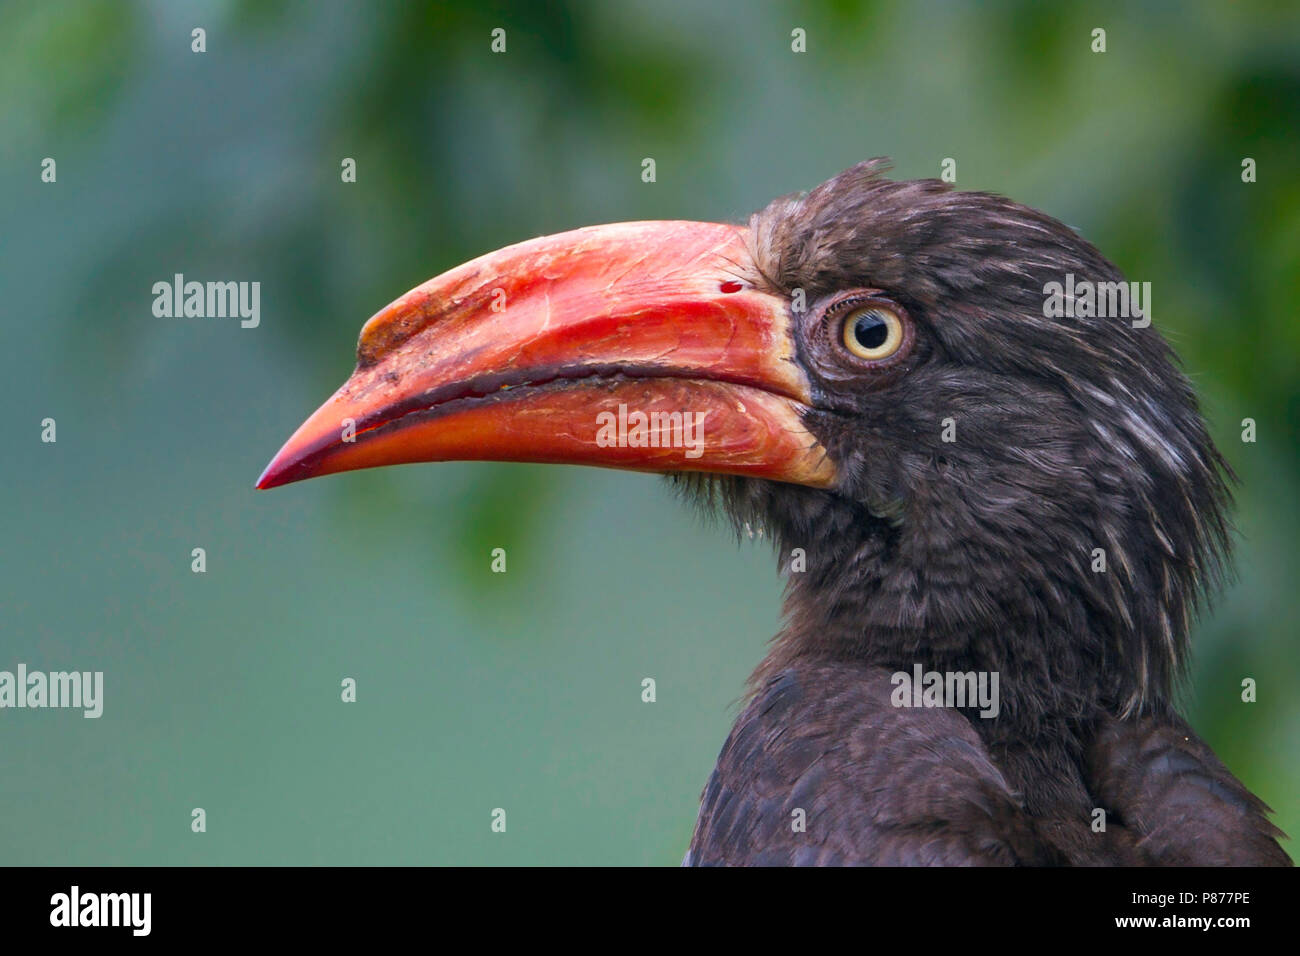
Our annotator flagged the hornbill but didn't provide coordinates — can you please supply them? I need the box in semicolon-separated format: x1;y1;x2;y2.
258;160;1290;866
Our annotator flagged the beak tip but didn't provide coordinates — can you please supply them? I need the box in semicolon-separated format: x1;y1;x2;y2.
255;456;291;491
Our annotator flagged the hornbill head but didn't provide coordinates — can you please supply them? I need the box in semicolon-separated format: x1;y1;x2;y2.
259;160;1229;720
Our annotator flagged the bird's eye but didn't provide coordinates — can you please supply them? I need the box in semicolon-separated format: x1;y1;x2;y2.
842;305;905;361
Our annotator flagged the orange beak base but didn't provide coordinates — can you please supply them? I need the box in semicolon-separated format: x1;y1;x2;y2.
256;221;837;491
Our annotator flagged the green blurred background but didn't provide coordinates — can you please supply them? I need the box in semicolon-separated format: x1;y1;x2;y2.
2;0;1296;864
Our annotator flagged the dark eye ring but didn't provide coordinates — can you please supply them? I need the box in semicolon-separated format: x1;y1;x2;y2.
842;304;905;360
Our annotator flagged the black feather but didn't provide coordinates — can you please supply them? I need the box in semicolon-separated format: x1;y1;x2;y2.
677;161;1285;865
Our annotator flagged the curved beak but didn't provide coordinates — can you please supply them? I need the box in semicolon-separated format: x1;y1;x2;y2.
256;220;836;490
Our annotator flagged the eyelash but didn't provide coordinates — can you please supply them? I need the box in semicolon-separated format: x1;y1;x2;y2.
822;294;913;366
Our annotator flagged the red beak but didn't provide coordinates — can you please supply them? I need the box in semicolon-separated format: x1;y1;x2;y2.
256;221;836;491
